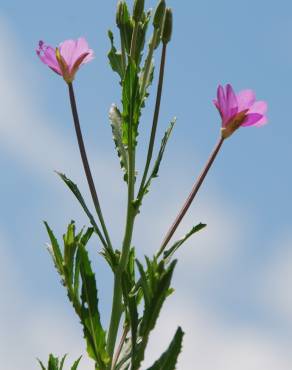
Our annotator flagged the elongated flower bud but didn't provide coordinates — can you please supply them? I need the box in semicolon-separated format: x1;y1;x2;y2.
133;0;145;22
116;1;124;27
162;8;173;44
153;0;166;29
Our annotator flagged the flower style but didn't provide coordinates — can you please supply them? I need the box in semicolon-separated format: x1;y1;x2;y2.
36;37;94;83
213;84;267;138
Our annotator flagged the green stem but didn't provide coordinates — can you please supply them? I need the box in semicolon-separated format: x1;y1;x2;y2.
68;83;113;252
138;42;167;199
159;136;225;255
106;59;137;364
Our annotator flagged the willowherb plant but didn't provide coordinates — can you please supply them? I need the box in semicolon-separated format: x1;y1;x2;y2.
36;1;267;369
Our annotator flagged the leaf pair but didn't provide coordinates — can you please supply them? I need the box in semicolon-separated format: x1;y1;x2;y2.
45;222;109;368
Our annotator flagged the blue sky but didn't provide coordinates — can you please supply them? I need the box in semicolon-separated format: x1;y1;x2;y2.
0;0;292;369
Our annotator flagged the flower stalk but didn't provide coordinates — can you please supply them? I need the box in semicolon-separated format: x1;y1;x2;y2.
158;136;225;255
67;82;113;251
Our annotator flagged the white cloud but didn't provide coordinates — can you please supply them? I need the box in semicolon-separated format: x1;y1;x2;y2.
144;299;292;370
256;234;292;325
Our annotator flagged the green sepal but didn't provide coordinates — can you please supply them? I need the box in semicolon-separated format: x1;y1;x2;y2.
146;327;184;370
163;223;207;262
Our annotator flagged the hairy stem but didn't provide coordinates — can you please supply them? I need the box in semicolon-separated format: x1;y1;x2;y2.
68;83;113;251
138;42;167;198
159;136;225;255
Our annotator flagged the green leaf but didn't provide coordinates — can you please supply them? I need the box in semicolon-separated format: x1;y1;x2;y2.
37;359;46;370
163;223;207;261
71;356;82;370
109;104;128;182
139;118;176;203
132;259;177;369
78;246;109;367
146;327;184;370
44;222;63;275
59;354;67;370
108;30;124;80
48;354;59;370
56;172;107;249
122;60;141;147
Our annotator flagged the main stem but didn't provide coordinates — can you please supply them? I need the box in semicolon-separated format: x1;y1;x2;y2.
159;136;225;255
107;28;138;359
138;42;167;198
68;83;113;251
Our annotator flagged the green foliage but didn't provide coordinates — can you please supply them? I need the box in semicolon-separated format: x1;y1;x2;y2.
137;118;176;206
122;60;142;147
79;246;109;366
56;172;118;271
44;222;109;368
146;327;184;370
108;30;124;81
162;223;207;261
37;354;82;370
130;257;177;369
109;104;129;182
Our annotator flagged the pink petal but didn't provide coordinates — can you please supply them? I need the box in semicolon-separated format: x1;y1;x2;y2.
217;85;226;114
236;90;256;111
59;39;77;68
241;113;263;127
36;41;61;75
248;100;268;115
254;115;268;127
71;37;94;67
225;84;238;122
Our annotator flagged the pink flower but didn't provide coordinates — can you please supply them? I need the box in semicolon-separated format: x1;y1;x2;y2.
36;37;94;83
213;84;268;138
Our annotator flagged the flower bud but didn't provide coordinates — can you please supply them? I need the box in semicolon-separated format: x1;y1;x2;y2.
133;0;145;22
153;0;166;29
162;8;173;44
116;1;124;27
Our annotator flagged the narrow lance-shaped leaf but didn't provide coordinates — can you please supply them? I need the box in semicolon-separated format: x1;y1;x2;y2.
146;327;184;370
37;359;46;370
109;104;129;182
138;118;176;203
162;223;207;261
132;259;177;369
71;356;82;370
78;246;109;367
108;30;124;80
122;60;141;147
44;222;63;275
59;354;67;370
56;172;107;249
